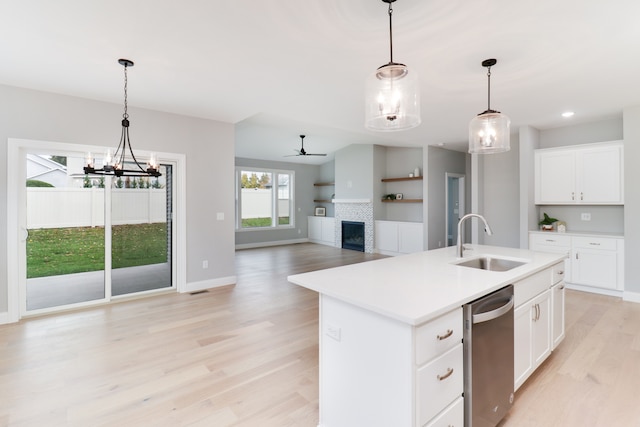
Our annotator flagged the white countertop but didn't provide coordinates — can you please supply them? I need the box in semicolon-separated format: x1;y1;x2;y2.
287;245;566;326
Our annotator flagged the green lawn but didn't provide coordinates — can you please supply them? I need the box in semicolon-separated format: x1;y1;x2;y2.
27;224;168;278
241;217;290;227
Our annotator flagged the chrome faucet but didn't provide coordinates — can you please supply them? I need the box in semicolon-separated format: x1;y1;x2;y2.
457;213;494;258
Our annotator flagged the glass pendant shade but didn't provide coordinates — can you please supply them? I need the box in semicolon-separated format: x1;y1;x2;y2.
468;110;511;154
365;63;421;131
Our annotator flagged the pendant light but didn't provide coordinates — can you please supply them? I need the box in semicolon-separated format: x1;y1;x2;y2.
84;59;161;177
468;58;510;154
365;0;420;132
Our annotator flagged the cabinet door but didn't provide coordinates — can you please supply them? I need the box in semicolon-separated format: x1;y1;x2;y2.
375;221;399;253
572;248;618;289
577;145;623;204
321;217;335;244
514;303;533;391
531;291;551;369
535;150;576;204
551;282;565;349
398;222;423;254
308;217;322;241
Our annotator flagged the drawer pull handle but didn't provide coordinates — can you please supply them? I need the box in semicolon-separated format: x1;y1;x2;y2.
437;329;454;340
589;243;601;246
545;239;556;242
559;285;565;290
557;271;564;275
437;367;454;381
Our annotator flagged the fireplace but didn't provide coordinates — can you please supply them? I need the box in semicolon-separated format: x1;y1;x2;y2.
342;221;365;252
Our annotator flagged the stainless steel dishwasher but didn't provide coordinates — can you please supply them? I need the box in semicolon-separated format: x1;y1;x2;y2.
463;285;514;427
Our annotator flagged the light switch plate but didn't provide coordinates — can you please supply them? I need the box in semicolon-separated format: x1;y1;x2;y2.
581;213;591;221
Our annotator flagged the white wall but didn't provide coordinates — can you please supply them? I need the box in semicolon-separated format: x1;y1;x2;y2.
0;84;236;317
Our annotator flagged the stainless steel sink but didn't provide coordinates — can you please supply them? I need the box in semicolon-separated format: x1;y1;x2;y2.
455;256;527;272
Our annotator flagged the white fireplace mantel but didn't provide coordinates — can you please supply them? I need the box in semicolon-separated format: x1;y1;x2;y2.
332;199;372;204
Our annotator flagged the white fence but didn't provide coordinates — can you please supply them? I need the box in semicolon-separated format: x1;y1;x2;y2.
27;188;167;229
240;188;290;219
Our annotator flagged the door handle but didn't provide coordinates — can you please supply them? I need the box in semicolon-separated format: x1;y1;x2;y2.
472;296;514;324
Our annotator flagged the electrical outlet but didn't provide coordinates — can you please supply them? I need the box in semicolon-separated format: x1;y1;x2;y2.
326;323;341;341
581;213;591;221
202;260;209;269
216;212;224;220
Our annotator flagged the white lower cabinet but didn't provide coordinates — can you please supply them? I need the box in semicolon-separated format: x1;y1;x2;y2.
551;281;565;349
375;220;424;256
529;232;624;294
318;296;462;426
417;344;463;426
308;216;336;247
424;396;464;427
513;263;564;391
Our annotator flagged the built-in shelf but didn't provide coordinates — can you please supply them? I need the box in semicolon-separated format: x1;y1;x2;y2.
381;176;423;183
314;182;335;186
314;199;333;203
381;199;423;203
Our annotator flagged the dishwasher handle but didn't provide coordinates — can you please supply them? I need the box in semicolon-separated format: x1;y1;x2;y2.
472;296;514;324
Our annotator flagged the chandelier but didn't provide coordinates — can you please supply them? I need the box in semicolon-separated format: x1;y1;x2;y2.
468;58;511;154
84;59;161;177
365;0;420;131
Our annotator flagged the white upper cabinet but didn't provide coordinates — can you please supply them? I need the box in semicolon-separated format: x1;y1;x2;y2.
535;142;623;205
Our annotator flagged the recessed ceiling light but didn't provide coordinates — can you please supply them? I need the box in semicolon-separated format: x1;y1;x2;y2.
562;111;575;118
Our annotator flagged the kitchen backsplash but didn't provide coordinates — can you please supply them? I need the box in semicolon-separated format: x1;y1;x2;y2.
536;205;624;234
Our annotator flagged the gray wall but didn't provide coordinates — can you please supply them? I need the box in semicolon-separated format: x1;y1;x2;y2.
335;144;374;200
427;146;466;250
482;134;521;248
235;157;321;246
623;107;640;295
539;118;623;148
0;84;236;315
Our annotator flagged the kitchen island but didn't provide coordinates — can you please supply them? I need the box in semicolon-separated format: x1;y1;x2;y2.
288;244;567;427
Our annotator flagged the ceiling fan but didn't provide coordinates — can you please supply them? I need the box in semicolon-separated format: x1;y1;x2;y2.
285;135;327;157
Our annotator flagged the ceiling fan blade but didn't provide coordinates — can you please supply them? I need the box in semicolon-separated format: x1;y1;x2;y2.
305;153;327;156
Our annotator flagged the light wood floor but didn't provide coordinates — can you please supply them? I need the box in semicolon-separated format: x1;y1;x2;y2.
1;243;639;426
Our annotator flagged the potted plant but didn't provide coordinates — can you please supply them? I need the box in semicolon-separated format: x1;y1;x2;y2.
538;212;559;231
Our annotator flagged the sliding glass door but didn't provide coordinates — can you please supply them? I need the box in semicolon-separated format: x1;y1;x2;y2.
23;150;175;314
111;165;172;296
25;153;106;310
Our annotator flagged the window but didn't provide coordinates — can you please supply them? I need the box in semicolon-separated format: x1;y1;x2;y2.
236;168;294;230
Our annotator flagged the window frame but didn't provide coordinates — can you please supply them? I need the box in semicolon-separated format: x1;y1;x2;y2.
235;167;295;231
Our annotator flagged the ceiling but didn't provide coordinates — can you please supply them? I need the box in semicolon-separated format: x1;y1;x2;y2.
2;0;639;165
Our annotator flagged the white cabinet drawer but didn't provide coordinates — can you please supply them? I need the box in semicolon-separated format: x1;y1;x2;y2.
514;268;552;307
573;236;617;251
415;307;462;365
531;233;571;248
417;343;463;426
552;262;566;285
424;396;463;427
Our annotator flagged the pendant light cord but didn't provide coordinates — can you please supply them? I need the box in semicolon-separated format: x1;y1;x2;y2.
123;64;129;120
387;2;394;64
486;65;492;111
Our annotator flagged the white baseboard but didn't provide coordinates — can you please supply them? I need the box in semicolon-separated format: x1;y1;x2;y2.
235;238;309;250
0;311;15;325
183;275;236;293
565;283;623;298
623;290;640;303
